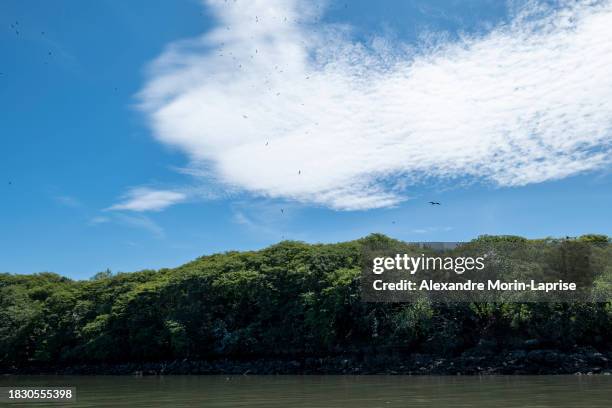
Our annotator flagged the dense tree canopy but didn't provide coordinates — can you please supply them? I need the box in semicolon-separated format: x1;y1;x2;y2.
1;234;611;368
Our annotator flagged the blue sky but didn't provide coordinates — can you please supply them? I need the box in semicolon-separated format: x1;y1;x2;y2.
1;0;611;279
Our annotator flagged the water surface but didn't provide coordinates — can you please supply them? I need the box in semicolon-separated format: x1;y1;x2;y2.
1;375;611;407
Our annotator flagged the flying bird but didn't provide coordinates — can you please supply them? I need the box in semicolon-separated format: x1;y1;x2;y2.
428;201;441;206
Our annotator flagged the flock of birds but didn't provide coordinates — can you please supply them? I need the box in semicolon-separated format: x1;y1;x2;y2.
5;20;51;186
6;19;53;73
228;9;444;220
5;8;444;229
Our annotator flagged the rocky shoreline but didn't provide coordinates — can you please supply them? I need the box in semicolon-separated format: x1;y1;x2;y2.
3;348;611;376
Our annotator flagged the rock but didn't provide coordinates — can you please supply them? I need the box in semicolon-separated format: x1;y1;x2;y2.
527;349;560;365
524;339;541;349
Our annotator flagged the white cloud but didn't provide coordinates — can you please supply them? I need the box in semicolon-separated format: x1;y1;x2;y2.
114;213;165;238
108;187;187;212
89;213;164;238
89;215;110;225
411;226;453;234
231;201;293;236
138;0;612;210
54;195;82;208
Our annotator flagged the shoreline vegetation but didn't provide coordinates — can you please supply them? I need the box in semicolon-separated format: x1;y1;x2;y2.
6;349;612;376
1;234;611;375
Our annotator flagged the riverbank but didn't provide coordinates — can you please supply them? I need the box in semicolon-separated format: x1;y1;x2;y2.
3;236;611;376
4;348;611;376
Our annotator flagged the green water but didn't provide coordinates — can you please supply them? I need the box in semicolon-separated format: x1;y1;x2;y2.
1;375;611;407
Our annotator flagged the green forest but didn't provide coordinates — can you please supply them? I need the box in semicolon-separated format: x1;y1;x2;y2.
1;234;611;374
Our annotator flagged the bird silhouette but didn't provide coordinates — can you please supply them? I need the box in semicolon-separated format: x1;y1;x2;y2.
280;208;284;214
428;201;441;206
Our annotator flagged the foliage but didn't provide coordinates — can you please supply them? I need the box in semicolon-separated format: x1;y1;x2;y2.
1;234;611;367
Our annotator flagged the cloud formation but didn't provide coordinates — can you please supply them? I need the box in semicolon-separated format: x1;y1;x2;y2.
54;195;82;208
89;213;164;238
139;0;612;210
108;187;186;212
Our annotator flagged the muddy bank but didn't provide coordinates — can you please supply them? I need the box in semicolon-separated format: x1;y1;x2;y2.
4;348;612;376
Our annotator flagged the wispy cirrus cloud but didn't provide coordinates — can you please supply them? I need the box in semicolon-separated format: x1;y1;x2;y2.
88;215;110;225
88;213;164;238
138;0;612;210
411;226;453;234
54;195;82;208
114;213;165;238
108;187;187;212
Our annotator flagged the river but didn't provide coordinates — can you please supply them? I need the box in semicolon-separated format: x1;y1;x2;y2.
1;375;611;407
